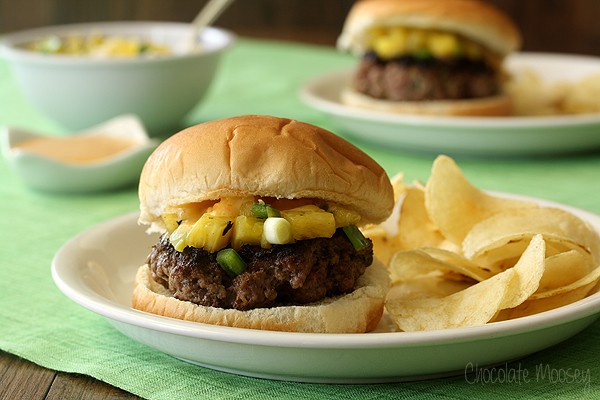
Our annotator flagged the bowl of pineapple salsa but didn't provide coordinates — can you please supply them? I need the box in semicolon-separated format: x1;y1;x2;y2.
0;21;235;135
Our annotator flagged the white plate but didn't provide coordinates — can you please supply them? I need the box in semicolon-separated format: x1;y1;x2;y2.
51;195;600;383
299;53;600;157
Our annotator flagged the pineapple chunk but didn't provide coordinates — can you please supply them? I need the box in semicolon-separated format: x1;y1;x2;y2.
427;31;460;57
406;28;428;53
284;204;322;212
177;202;213;223
169;222;193;252
372;27;408;59
281;207;336;240
369;26;477;60
161;213;180;234
328;204;361;227
208;196;255;218
232;215;264;249
187;214;233;253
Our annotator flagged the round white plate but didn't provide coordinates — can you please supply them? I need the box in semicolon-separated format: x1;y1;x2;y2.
299;53;600;157
51;195;600;383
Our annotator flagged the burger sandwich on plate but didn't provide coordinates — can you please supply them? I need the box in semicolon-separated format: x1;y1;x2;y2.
132;115;394;333
337;0;522;116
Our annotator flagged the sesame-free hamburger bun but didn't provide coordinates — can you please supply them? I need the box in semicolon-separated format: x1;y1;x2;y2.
132;115;394;333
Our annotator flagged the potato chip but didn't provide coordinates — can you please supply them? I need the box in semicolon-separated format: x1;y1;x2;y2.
362;171;407;265
365;226;404;267
389;171;407;202
389;247;495;284
425;155;537;245
386;235;545;331
395;187;451;249
376;155;600;327
537;250;594;293
505;68;600;116
532;265;600;300
462;207;599;261
497;278;599;320
387;275;471;302
472;239;575;272
365;184;453;265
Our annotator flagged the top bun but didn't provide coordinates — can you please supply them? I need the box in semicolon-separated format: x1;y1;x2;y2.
139;115;394;230
337;0;521;57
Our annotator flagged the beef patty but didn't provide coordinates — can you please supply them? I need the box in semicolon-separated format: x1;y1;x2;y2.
353;53;499;101
147;229;373;311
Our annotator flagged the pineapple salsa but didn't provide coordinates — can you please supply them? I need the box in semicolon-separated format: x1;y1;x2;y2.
161;197;368;278
163;197;365;254
368;26;499;66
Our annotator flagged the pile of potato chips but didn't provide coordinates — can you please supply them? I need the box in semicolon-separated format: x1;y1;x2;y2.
504;68;600;116
365;155;600;332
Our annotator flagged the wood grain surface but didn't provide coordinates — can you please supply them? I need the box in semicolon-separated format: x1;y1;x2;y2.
0;351;141;400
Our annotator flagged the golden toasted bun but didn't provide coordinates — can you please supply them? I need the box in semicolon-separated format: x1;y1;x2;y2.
337;0;521;56
341;87;512;117
139;115;394;232
131;258;390;333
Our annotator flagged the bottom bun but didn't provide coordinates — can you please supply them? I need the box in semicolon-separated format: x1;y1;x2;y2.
132;259;390;333
341;87;513;117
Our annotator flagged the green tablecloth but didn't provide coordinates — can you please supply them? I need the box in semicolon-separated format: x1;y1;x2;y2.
2;38;600;399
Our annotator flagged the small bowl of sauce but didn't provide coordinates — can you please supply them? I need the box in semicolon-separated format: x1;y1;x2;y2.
1;114;159;193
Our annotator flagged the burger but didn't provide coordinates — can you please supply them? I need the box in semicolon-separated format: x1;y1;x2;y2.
336;0;522;116
131;115;394;333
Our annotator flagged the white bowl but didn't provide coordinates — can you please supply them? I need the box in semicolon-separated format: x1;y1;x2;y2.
1;114;159;193
0;21;235;135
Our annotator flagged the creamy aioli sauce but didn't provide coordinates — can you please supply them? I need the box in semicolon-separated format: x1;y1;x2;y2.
14;134;138;164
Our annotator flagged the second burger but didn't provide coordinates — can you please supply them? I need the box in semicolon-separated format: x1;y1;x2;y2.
337;0;522;116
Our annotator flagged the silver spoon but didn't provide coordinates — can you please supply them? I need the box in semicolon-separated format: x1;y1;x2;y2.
186;0;235;52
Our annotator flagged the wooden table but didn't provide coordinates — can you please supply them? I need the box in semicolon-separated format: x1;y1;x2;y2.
0;351;140;399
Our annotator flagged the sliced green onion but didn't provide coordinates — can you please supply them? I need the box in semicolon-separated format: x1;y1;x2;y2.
263;217;293;245
413;49;433;60
251;199;281;219
216;248;247;277
342;225;370;251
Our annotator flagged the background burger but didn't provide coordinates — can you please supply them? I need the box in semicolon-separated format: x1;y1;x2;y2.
132;115;394;333
336;0;522;116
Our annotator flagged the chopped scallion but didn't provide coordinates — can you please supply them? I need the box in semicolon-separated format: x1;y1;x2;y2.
216;248;247;277
342;225;370;251
251;199;281;219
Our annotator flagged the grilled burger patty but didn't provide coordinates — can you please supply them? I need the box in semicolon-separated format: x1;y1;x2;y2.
353;53;499;101
147;230;374;311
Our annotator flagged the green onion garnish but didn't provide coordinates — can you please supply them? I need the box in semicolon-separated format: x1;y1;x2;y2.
342;225;369;251
251;199;281;219
216;248;247;277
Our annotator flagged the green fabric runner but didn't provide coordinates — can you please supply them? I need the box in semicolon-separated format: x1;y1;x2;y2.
1;38;600;399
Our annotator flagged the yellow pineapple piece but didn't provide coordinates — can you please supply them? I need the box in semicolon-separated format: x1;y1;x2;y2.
161;213;180;234
281;207;336;240
232;215;264;249
372;26;408;59
169;222;193;252
427;31;460;57
328;204;361;227
187;214;233;253
208;196;255;218
406;28;429;53
178;202;212;223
